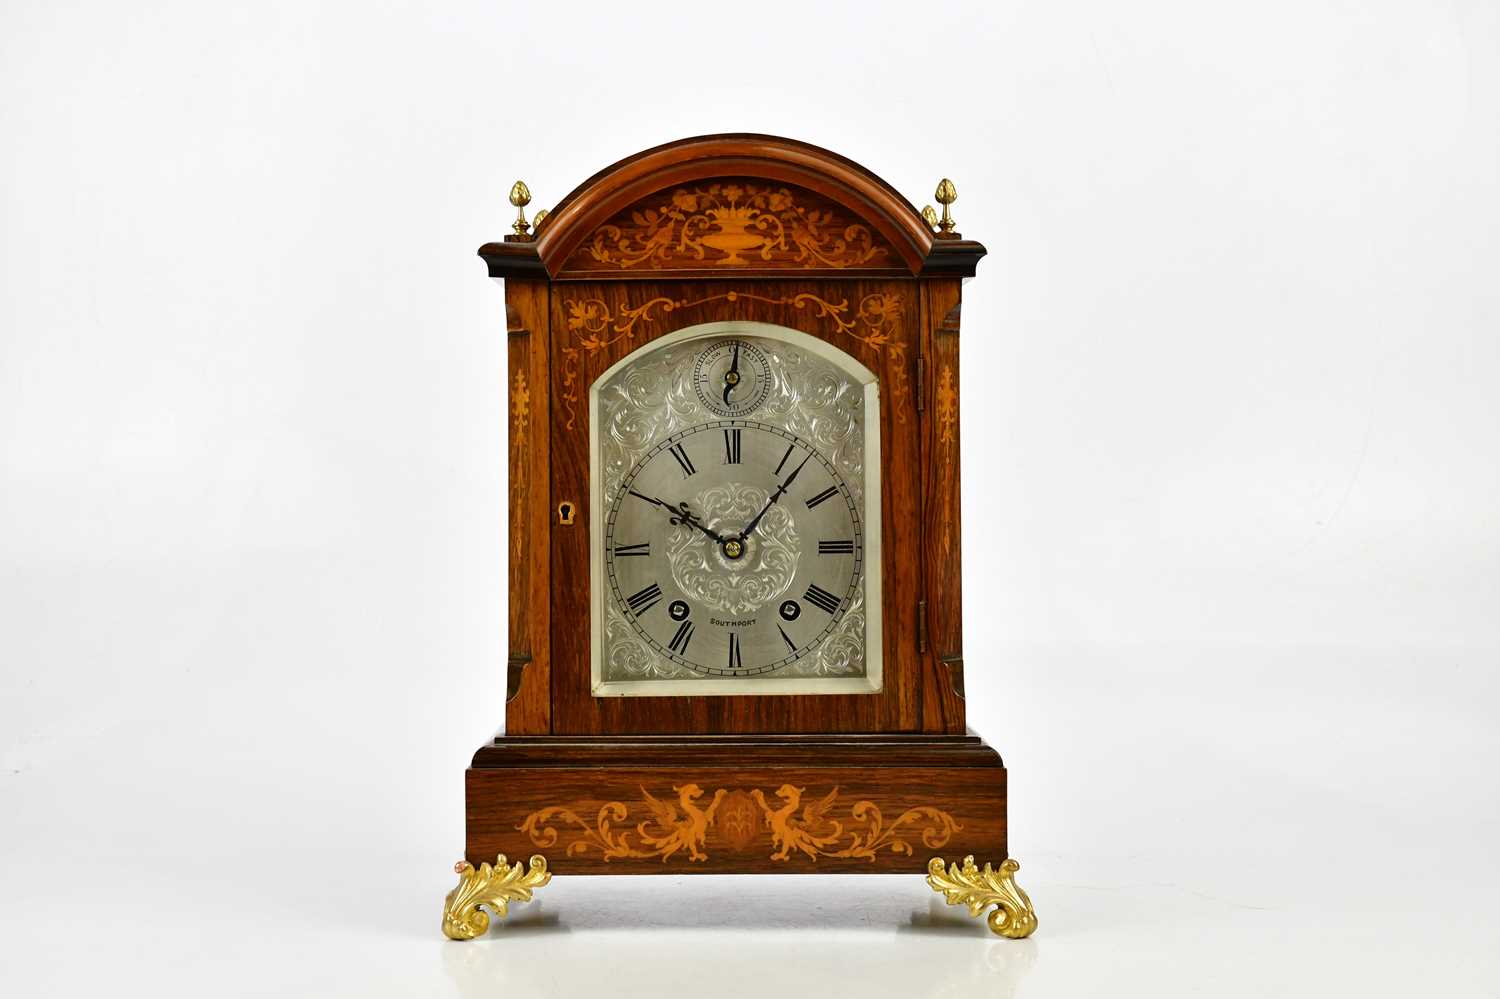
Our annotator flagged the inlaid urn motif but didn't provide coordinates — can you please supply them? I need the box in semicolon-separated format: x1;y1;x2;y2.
582;180;891;271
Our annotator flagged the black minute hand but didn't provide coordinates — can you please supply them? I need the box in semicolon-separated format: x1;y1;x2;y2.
739;452;813;540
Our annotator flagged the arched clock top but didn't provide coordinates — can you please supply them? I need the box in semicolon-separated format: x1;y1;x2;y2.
479;134;986;279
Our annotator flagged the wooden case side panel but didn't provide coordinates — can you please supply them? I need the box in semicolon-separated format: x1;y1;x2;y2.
466;763;1006;874
919;280;967;732
549;279;922;734
503;280;551;734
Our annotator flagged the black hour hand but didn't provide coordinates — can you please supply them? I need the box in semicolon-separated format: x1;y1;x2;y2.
666;501;726;544
722;344;742;404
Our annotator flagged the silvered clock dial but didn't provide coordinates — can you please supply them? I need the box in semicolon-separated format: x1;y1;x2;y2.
589;322;882;696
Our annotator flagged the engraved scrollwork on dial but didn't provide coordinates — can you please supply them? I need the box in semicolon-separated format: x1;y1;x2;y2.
798;588;865;677
597;336;866;509
604;612;694;680
665;482;800;617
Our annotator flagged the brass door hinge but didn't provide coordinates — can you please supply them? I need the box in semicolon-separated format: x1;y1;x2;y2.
915;356;926;412
917;598;928;653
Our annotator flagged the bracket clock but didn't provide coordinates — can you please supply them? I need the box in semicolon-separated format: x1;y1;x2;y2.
443;135;1036;940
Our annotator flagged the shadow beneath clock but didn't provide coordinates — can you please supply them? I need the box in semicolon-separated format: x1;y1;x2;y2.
902;894;1002;934
441;876;1038;999
472;905;565;937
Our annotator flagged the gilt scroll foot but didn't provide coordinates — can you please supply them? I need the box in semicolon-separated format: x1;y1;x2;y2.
441;854;551;940
926;855;1038;939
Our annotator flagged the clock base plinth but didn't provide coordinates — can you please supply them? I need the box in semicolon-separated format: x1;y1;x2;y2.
462;734;1010;876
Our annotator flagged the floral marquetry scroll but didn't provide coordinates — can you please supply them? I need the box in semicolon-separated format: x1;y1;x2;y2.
936;364;957;459
516;785;961;864
557;291;909;430
508;369;529;556
562;180;902;275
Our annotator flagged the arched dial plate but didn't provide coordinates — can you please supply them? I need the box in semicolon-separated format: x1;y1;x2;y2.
589;322;882;697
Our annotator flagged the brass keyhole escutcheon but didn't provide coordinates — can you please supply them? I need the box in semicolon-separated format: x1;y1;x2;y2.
557;501;575;525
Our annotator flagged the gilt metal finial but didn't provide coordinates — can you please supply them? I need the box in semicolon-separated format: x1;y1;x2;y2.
934;178;959;238
509;180;533;238
531;208;550;231
921;205;940;231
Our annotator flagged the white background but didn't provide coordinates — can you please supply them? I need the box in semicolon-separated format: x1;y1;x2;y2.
3;1;1498;995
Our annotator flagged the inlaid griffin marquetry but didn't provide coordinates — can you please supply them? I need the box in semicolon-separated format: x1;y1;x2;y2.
752;784;846;860
636;784;727;862
516;784;960;864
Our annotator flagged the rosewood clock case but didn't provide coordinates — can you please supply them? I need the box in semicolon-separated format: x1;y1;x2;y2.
461;135;1018;888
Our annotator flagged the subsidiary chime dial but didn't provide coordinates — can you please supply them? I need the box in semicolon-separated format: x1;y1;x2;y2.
596;331;874;686
692;339;772;417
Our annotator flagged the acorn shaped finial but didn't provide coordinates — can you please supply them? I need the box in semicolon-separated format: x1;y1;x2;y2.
921;205;939;231
934;178;958;237
509;180;533;237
